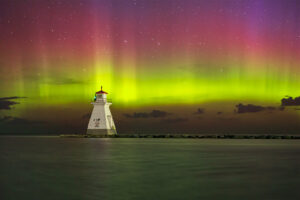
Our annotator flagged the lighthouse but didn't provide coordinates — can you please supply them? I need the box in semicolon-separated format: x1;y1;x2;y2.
87;86;117;135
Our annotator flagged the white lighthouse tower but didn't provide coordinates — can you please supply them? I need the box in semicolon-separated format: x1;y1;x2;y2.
87;86;117;135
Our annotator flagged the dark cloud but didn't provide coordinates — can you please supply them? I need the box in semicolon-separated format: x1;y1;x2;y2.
279;106;285;111
162;118;188;123
0;96;26;110
0;96;26;101
194;108;205;114
47;77;84;85
0;100;18;110
281;96;300;106
0;116;45;125
0;116;11;122
124;110;169;118
235;104;276;114
0;116;48;135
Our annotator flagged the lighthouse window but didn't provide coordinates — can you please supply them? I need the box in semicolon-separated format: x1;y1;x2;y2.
94;118;100;127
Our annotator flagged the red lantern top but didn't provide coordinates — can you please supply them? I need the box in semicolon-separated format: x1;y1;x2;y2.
96;86;108;94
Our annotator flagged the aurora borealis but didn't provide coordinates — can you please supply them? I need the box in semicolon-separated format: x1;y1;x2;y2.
1;0;300;134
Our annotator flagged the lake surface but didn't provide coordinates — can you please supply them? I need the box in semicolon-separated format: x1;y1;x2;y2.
0;137;299;200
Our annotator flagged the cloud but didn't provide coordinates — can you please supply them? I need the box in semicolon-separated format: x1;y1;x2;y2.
46;77;84;85
279;106;285;111
0;96;26;101
162;118;188;123
0;116;45;125
0;116;48;135
124;110;169;118
281;96;300;106
0;116;11;122
235;104;276;114
194;108;205;114
0;96;26;110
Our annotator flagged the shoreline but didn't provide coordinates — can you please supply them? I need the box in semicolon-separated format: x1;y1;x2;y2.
59;134;300;139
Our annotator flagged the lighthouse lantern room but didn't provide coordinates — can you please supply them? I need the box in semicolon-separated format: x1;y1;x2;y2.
87;86;117;135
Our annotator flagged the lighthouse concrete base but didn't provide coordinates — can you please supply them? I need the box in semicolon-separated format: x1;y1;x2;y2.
86;129;117;136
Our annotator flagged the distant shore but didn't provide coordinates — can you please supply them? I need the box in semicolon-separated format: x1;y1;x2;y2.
60;134;300;139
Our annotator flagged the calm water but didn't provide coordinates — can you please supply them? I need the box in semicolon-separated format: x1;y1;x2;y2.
0;137;299;200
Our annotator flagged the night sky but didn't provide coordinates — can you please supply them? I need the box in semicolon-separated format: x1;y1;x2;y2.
1;0;300;134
